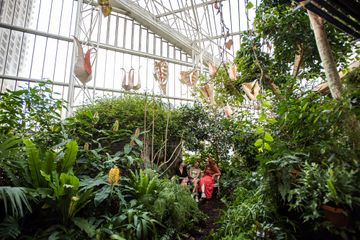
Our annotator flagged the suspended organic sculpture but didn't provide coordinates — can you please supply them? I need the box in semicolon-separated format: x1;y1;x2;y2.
242;79;260;101
73;37;93;85
223;104;233;117
180;69;198;86
121;67;141;91
132;66;142;90
208;63;217;77
154;60;168;95
225;39;233;50
98;0;112;17
228;64;237;80
200;83;214;104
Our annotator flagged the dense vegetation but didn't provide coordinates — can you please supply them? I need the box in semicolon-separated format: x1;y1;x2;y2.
1;0;360;239
0;85;205;239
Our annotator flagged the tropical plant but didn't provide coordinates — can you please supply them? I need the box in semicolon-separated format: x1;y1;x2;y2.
0;134;24;186
0;187;31;218
0;81;65;146
0;216;21;240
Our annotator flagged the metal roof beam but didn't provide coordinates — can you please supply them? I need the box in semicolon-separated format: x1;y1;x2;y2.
199;31;242;41
110;0;217;65
155;0;224;18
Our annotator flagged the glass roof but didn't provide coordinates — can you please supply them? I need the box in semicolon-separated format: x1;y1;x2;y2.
130;0;258;61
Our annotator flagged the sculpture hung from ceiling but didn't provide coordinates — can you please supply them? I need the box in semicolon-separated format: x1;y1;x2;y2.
242;79;260;101
154;60;169;95
179;69;199;87
98;0;112;17
200;83;214;104
121;67;141;91
73;37;95;85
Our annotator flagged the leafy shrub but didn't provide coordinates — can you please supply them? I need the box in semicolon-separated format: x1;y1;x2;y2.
0;81;65;147
66;96;182;157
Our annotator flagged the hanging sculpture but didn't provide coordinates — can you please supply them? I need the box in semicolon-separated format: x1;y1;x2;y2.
225;39;233;50
73;37;94;85
121;67;141;91
154;60;168;95
98;0;112;17
180;69;198;86
242;79;260;101
223;104;233;117
208;63;217;77
200;83;214;104
228;64;237;81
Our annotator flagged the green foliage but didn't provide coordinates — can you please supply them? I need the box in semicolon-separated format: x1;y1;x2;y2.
266;152;307;201
178;103;237;162
23;139;43;187
234;32;273;84
0;81;65;146
128;169;158;206
254;1;354;81
152;180;203;231
116;207;160;240
61;140;78;173
345;66;360;116
66;95;181;156
0;187;31;217
0;134;24;186
216;175;290;240
0;216;21;239
72;217;102;238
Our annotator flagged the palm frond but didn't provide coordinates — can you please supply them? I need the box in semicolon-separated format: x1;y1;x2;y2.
0;216;21;239
0;186;32;217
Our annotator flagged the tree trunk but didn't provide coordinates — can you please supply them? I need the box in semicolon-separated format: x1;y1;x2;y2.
308;10;343;100
308;10;360;152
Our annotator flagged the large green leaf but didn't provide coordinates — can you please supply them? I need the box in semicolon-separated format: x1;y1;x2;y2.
94;186;111;206
73;217;96;238
23;139;42;187
245;1;253;9
254;139;263;147
60;173;80;193
264;133;274;142
61;140;78;173
42;150;56;175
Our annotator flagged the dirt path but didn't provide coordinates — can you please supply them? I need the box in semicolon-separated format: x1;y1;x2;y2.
187;198;224;240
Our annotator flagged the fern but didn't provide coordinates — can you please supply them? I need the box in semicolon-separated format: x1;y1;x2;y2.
23;139;42;187
61;140;78;173
0;216;21;239
0;186;32;217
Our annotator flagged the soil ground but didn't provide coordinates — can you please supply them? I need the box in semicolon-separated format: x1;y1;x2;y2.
187;197;224;240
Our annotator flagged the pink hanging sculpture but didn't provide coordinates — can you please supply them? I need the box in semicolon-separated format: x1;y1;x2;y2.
180;69;198;86
242;80;260;101
154;61;168;95
208;63;217;78
228;64;237;81
200;83;214;104
73;37;94;85
223;104;233;117
225;39;233;50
